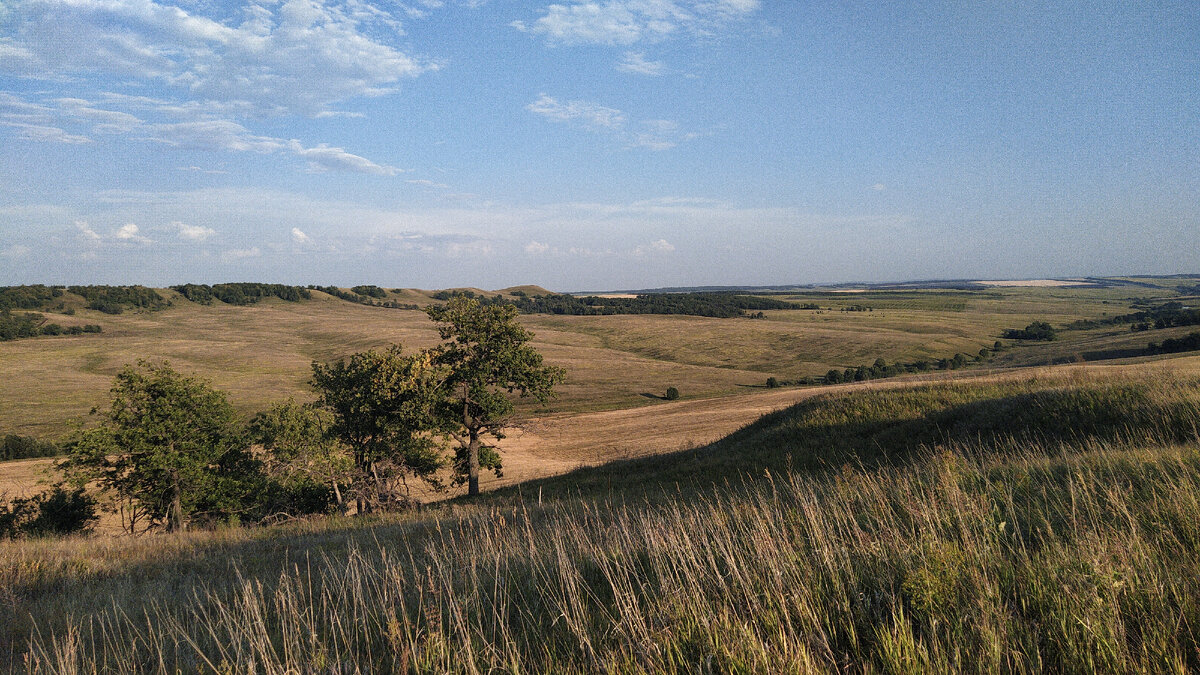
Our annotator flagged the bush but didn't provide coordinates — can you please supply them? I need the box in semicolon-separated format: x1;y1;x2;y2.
0;485;97;539
1;434;62;460
766;377;780;388
1002;321;1057;341
664;387;680;400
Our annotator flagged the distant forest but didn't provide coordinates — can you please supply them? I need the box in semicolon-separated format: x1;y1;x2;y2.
433;290;800;318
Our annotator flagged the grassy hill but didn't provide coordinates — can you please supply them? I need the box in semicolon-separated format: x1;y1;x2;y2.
2;279;1195;440
5;359;1200;672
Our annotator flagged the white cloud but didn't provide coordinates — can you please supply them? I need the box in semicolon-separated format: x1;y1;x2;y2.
291;227;312;244
175;222;215;241
633;238;675;255
1;91;398;174
524;240;550;255
1;122;92;144
1;0;434;117
289;141;399;175
872;183;887;191
1;244;31;258
407;179;450;189
616;51;665;75
527;95;693;150
76;220;102;241
513;0;759;46
527;94;626;130
115;223;150;242
222;246;262;261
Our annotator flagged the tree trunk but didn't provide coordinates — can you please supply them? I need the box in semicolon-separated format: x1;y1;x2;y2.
467;428;480;495
167;470;185;532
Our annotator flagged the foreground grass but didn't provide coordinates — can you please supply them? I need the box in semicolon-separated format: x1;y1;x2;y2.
6;370;1200;673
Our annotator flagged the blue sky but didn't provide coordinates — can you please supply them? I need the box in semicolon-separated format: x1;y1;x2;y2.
0;0;1196;291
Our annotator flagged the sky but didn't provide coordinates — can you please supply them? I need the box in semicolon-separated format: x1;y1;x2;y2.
0;0;1197;291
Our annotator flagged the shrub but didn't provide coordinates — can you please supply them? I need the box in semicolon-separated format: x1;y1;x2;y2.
1002;321;1057;341
664;387;680;400
0;485;97;539
766;377;780;388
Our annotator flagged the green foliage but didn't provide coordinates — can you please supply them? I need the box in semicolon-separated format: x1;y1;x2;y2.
1;434;62;461
0;485;97;539
664;386;680;400
311;347;445;510
426;296;565;494
62;361;260;532
1003;320;1058;341
350;285;387;299
250;401;352;515
433;289;800;318
0;310;102;342
67;285;169;314
765;376;780;388
826;369;843;384
0;284;62;311
310;285;418;309
1148;331;1200;355
173;283;311;305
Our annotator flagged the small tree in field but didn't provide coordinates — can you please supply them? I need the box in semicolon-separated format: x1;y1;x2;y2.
426;296;565;495
250;400;353;515
62;361;258;532
311;346;444;511
664;386;680;400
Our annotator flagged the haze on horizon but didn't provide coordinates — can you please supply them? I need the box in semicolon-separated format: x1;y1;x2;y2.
0;1;1196;291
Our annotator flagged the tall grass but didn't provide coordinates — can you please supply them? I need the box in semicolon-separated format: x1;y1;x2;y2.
8;371;1200;673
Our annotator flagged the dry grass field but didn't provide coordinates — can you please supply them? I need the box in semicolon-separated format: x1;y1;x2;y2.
1;282;1183;441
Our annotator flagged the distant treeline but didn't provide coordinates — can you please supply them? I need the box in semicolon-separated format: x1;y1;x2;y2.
433;290;799;318
1069;302;1200;332
172;283;311;305
68;285;169;314
0;310;101;341
0;285;62;311
308;285;419;309
1;434;62;461
821;347;995;385
1148;332;1200;355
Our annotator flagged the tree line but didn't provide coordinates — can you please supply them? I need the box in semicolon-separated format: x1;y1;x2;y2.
1067;302;1200;332
308;285;420;309
172;283;312;305
0;310;101;342
1148;331;1200;355
38;296;563;535
434;289;799;318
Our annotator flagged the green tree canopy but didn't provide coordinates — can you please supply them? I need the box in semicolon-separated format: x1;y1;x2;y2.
249;400;354;515
311;346;445;511
426;296;565;495
62;361;258;532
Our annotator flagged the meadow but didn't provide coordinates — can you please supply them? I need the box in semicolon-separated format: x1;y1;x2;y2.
3;279;1200;672
4;360;1200;672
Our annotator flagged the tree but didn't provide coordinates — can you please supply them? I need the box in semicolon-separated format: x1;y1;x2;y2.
62;361;258;533
249;400;354;515
311;346;445;511
426;296;565;495
665;386;680;400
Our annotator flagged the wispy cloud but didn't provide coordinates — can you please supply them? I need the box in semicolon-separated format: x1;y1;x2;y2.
527;94;626;130
527;94;693;150
0;0;434;117
616;51;665;75
1;92;398;174
513;0;760;46
221;246;262;262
